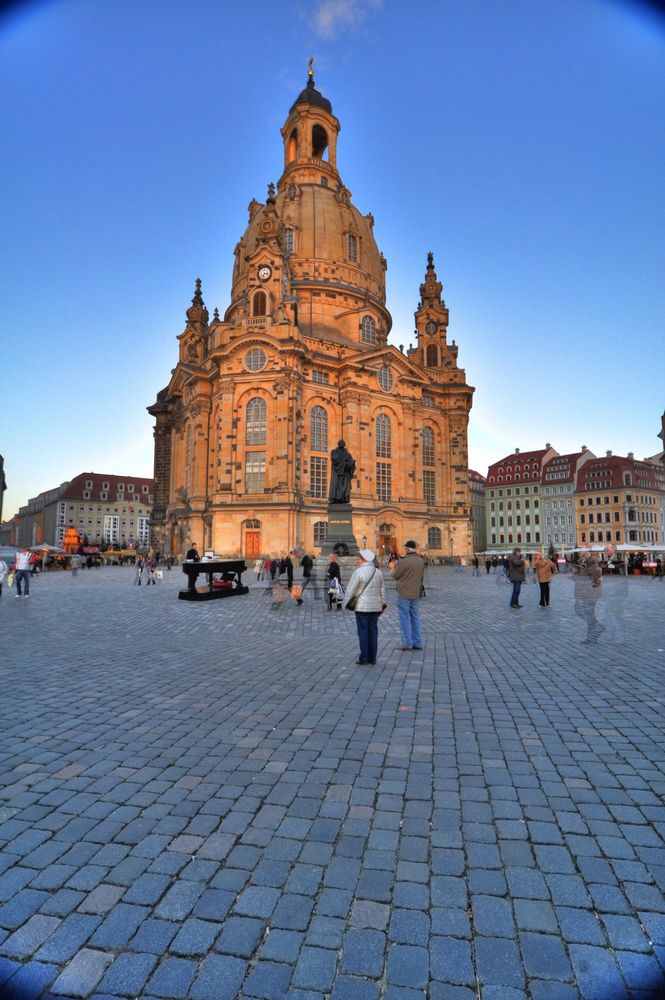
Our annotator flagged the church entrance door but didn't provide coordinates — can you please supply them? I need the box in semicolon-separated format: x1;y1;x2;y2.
245;530;261;559
380;533;397;556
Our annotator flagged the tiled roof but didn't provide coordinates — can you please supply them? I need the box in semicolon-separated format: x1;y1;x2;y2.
61;473;154;501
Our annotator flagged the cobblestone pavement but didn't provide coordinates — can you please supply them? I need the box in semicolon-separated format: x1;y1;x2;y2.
1;565;665;1000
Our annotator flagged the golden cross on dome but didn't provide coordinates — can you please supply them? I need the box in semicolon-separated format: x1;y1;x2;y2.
308;56;314;79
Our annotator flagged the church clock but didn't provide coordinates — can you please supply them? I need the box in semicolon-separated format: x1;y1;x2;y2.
257;265;272;282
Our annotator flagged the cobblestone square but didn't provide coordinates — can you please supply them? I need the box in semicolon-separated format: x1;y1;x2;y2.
1;565;665;998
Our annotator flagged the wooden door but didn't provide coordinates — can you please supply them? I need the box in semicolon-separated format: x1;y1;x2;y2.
245;530;261;559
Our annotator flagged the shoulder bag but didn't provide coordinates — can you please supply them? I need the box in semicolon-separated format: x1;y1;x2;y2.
346;567;376;611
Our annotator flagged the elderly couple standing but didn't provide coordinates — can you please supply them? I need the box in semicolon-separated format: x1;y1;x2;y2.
343;541;426;665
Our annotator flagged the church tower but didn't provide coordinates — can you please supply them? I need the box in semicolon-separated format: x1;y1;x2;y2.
149;71;474;560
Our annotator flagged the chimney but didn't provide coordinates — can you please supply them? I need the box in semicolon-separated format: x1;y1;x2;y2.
545;443;551;449
606;450;612;457
628;451;634;459
515;448;520;455
581;445;587;451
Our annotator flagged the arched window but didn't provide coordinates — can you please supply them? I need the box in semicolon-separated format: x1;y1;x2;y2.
244;519;261;529
422;427;434;467
288;129;298;163
312;124;328;160
310;406;328;453
246;397;267;445
428;527;442;548
375;413;391;458
284;228;294;255
361;316;377;344
426;344;438;367
347;234;358;263
252;290;267;316
314;521;328;545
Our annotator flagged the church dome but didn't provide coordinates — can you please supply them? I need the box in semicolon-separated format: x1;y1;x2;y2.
290;78;333;115
227;74;391;341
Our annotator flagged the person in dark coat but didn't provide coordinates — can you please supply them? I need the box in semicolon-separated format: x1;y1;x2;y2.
327;554;342;610
507;548;526;608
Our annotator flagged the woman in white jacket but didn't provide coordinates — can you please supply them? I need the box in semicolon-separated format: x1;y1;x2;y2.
343;549;386;666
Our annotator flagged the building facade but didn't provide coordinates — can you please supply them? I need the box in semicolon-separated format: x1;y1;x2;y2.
468;470;486;554
12;474;153;549
149;73;474;559
541;448;595;552
575;452;662;548
484;446;558;553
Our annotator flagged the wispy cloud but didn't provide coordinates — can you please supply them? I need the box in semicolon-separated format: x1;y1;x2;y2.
313;0;383;39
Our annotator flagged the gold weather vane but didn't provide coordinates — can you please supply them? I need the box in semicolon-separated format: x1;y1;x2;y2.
308;56;314;79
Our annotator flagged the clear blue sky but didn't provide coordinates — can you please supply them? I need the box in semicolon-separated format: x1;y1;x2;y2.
2;0;664;519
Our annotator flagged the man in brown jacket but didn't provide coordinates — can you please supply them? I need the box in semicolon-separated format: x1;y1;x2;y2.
391;541;425;651
534;552;558;608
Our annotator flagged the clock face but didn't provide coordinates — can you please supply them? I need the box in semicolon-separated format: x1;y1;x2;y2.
257;265;272;282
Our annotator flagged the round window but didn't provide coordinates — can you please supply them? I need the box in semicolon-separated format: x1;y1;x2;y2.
377;366;393;391
245;348;267;372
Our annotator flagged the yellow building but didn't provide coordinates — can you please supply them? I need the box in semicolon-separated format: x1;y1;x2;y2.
148;73;474;559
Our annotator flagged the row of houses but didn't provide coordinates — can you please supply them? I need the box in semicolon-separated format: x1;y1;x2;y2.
469;434;665;555
0;473;154;550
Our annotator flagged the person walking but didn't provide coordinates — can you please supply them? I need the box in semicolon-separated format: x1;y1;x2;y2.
253;557;263;580
14;548;32;598
485;557;492;575
472;555;480;577
146;556;158;585
391;540;426;651
298;552;314;605
133;557;144;586
70;553;81;578
573;553;604;643
327;554;342;610
534;552;557;607
343;549;385;666
0;557;8;599
507;548;526;609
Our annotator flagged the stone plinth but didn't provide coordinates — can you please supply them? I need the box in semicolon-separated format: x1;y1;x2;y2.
320;503;359;557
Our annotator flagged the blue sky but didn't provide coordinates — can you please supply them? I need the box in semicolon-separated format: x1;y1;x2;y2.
2;0;664;518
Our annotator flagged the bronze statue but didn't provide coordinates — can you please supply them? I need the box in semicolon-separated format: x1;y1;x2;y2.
328;440;356;504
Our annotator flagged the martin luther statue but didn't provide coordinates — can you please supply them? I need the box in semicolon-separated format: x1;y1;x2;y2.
328;440;356;504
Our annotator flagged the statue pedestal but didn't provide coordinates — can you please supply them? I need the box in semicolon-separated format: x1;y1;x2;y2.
320;503;359;557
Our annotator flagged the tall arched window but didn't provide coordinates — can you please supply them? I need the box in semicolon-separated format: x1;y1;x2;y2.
312;124;328;160
422;427;434;467
313;521;328;545
284;228;294;255
426;344;438;367
287;129;298;162
310;406;328;453
361;316;377;344
246;397;267;445
428;527;442;548
252;290;267;317
347;234;358;262
375;413;391;458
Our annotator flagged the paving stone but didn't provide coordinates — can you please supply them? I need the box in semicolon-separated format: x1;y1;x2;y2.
51;948;113;997
146;955;198;998
519;931;572;981
98;951;158;995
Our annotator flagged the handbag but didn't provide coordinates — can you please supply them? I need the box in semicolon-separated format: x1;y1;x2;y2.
7;571;15;587
346;567;376;611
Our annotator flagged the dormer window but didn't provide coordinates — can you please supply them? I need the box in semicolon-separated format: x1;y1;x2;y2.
347;234;358;262
85;480;93;489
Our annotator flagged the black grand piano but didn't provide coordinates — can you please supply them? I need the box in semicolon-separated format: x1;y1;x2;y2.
179;559;249;601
